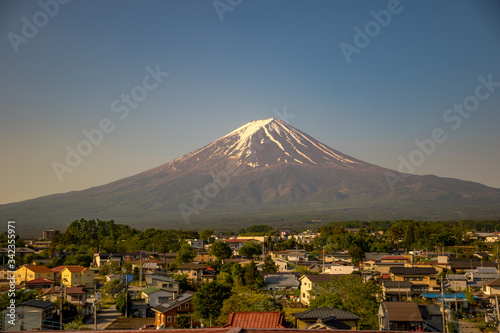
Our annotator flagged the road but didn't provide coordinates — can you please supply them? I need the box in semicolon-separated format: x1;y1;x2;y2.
85;304;121;330
458;319;482;333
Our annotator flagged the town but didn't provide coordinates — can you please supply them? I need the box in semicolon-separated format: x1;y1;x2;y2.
2;219;500;332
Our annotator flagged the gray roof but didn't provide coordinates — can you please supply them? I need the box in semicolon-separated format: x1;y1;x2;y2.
152;291;194;313
17;300;55;309
292;306;359;321
148;273;180;283
381;280;412;288
390;267;437;275
264;274;300;287
447;275;467;281
314;316;354;330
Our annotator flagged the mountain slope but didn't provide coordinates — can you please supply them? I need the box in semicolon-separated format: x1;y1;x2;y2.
2;118;499;233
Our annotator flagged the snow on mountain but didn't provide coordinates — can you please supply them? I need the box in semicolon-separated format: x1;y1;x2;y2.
161;118;364;173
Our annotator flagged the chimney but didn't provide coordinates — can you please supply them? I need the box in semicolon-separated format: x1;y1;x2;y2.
172;292;177;300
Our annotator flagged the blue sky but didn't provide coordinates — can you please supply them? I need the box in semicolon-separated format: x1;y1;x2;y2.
1;0;499;204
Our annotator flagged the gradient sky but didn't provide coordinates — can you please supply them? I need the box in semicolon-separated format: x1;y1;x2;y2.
1;0;499;204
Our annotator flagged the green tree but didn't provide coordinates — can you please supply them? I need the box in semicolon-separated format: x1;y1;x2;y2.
348;246;365;265
310;274;381;330
210;241;232;261
193;281;232;325
200;230;214;242
175;243;196;265
102;279;122;298
173;274;191;291
216;286;282;326
176;315;190;328
262;255;279;273
238;241;262;259
63;316;89;330
243;261;264;290
116;291;132;316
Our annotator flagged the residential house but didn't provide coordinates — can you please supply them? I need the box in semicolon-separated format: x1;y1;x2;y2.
286;250;310;262
374;262;405;274
141;287;174;307
292;306;359;330
152;291;197;329
378;301;424;331
146;272;181;294
300;274;337;305
390;267;439;294
186;239;205;250
25;278;55;289
380;256;409;263
323;263;355;275
0;264;13;280
224;311;291;328
0;247;35;257
263;274;300;291
194;252;215;263
93;252;137;267
465;267;499;285
43;286;89;311
380;280;413;302
224;239;252;255
2;300;56;331
61;266;94;287
15;265;54;285
33;240;52;250
42;230;58;240
176;263;208;287
274;258;289;272
447;274;468;291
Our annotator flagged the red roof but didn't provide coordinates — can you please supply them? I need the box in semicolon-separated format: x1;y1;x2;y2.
64;266;87;273
51;265;86;273
224;311;290;328
225;239;251;243
26;265;53;274
26;278;55;284
44;286;86;295
381;256;408;261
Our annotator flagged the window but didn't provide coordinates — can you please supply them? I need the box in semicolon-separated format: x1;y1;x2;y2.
193;272;197;276
178;306;182;310
167;316;172;322
185;303;189;309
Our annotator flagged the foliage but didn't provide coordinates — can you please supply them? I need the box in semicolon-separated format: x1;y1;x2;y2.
54;297;79;319
176;315;191;328
102;279;123;297
216;286;282;326
347;246;365;265
310;274;381;329
63;316;90;330
193;281;232;323
262;255;279;273
210;241;232;260
173;274;192;291
0;289;41;309
64;253;93;267
116;291;132;316
175;243;196;266
294;265;313;275
243;260;264;290
238;241;262;259
200;230;214;242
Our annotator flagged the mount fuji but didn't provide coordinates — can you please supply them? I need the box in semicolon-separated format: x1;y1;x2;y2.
2;118;499;232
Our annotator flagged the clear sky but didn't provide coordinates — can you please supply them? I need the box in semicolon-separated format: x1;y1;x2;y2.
1;0;499;204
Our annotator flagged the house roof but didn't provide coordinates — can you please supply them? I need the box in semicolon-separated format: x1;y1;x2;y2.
382;302;423;322
44;286;86;295
177;263;207;270
380;280;412;288
63;266;87;273
264;274;300;287
25;278;55;285
152;291;194;313
389;267;437;275
381;256;408;261
225;239;251;243
292;306;359;321
148;273;180;283
300;274;337;282
25;265;53;274
18;300;55;309
482;278;500;287
307;316;353;330
224;311;289;328
447;275;467;281
51;265;87;273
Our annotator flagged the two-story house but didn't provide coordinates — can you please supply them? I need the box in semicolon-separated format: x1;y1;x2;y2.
61;266;94;287
146;272;181;294
16;265;54;285
152;291;198;329
176;263;207;287
2;300;56;331
141;287;174;307
389;267;439;295
299;274;337;305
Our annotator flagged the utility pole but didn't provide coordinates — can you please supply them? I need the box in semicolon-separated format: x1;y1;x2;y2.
93;285;97;330
60;284;63;330
139;252;143;292
441;280;446;333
